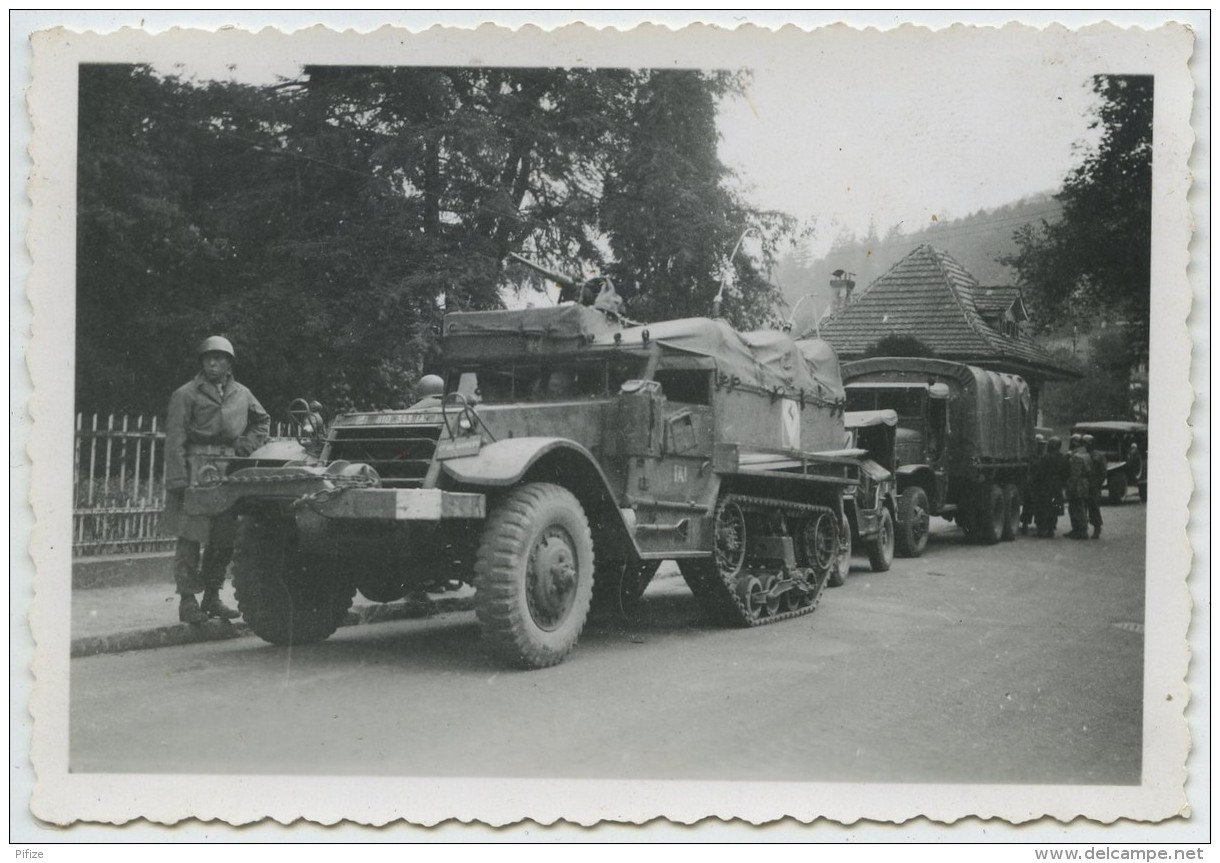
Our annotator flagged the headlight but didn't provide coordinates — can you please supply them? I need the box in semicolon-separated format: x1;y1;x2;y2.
458;414;473;432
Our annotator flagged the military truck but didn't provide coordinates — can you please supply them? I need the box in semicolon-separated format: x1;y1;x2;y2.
841;358;1035;555
186;274;886;669
840;409;898;574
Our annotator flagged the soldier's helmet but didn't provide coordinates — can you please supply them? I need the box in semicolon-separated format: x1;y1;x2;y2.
1082;434;1095;448
196;335;235;360
417;374;445;398
1035;433;1046;443
1069;433;1083;447
1048;435;1062;449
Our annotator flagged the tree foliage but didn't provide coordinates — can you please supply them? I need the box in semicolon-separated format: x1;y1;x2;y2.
861;334;936;359
75;65;791;416
1039;329;1134;426
1000;75;1152;361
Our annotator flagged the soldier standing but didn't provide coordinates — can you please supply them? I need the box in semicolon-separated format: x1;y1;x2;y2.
161;336;270;624
1035;436;1067;537
1064;434;1092;539
1124;441;1144;488
1020;434;1046;535
1084;433;1106;538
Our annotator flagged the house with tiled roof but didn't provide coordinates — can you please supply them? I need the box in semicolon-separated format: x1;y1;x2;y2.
817;244;1080;400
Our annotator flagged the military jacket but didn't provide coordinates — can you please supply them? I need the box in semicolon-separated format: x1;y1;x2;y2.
164;373;270;490
1066;449;1092;498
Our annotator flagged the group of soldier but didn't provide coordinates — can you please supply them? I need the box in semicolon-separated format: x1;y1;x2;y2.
1021;433;1108;541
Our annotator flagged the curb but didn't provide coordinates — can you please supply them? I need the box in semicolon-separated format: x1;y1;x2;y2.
70;593;478;659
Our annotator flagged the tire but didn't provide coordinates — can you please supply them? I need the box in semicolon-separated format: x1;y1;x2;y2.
975;483;1004;545
473;483;594;669
828;514;851;587
1000;483;1021;541
591;559;661;616
1108;475;1128;505
232;512;356;646
895;487;931;558
867;508;895;572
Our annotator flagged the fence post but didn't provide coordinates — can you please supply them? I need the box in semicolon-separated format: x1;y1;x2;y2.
74;414;82;545
87;413;98;507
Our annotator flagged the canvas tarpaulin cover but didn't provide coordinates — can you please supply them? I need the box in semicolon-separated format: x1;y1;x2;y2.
443;307;847;404
841;357;1032;463
602;317;846;403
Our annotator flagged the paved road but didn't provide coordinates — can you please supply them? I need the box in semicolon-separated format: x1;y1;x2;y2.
69;504;1146;784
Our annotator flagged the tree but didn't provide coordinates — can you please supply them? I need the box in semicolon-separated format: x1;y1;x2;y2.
599;70;792;329
861;334;936;359
1001;75;1152;363
1039;329;1134;426
74;65;793;415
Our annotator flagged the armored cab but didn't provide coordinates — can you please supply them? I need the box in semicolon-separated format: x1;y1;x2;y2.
842;357;1035;554
187;302;876;669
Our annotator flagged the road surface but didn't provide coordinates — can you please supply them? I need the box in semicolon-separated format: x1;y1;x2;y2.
69;504;1146;784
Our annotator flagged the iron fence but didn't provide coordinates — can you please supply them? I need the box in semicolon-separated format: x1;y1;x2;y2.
72;413;299;557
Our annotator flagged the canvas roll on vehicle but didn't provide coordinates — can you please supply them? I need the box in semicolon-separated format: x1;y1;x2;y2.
841;358;1036;554
185;259;890;669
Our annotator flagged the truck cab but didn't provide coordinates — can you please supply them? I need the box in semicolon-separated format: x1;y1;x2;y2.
845;380;951;512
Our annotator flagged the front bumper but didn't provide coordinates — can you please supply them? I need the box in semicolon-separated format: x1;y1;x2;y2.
298;487;485;520
184;466;485;521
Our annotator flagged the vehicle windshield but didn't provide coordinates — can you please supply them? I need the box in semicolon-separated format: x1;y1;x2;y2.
447;358;645;404
846;387;926;423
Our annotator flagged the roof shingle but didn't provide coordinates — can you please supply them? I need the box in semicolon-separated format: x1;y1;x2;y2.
818;245;1080;381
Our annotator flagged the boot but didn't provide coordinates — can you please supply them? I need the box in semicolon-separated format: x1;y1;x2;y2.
178;594;209;625
200;588;240;620
1091;525;1101;539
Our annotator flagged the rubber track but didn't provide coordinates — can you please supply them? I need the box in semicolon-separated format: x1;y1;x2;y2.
704;493;836;628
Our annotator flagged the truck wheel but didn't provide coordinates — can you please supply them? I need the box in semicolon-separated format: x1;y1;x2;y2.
867;509;895;572
232;512;356;645
473;483;594;669
1108;475;1128;504
895;487;930;558
828;514;851;587
975;483;1004;545
1000;483;1021;541
591;559;661;616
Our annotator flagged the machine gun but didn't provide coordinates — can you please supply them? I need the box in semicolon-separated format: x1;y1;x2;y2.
508;253;624;316
509;253;586;304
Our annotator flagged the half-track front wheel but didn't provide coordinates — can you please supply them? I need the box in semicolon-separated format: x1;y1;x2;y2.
473;483;594;669
232;512;356;645
867;508;895;572
895;486;930;558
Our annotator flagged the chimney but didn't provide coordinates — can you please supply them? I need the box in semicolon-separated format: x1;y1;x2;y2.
829;269;856;312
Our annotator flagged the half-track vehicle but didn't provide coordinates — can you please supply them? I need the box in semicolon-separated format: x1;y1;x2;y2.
841;357;1035;555
186;264;886;668
1070;420;1148;504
